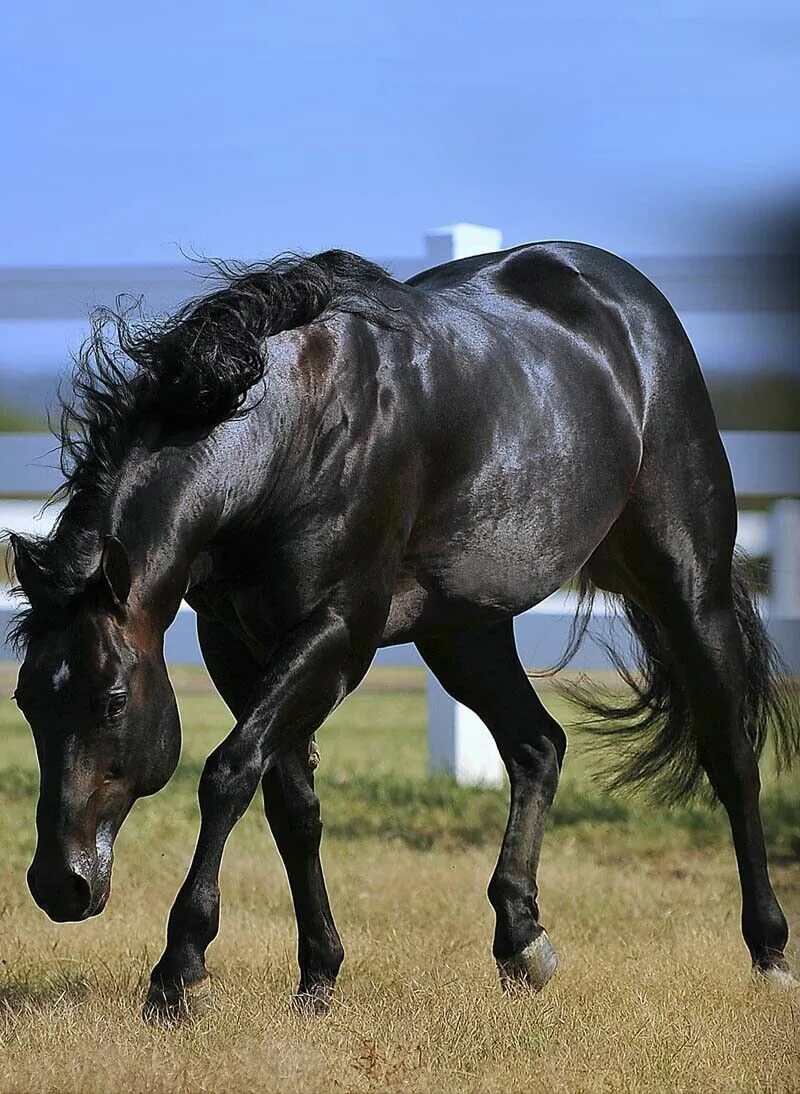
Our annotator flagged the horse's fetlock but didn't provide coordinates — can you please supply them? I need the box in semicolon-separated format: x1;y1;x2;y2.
300;935;344;982
745;905;788;964
151;946;207;993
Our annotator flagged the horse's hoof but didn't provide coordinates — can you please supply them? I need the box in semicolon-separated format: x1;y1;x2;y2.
497;929;558;993
292;981;334;1016
142;976;212;1025
753;960;800;990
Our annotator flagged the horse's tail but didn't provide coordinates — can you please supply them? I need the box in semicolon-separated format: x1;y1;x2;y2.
559;553;799;804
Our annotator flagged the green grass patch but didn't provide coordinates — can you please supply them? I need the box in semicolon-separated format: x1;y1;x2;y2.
0;404;45;431
1;664;797;858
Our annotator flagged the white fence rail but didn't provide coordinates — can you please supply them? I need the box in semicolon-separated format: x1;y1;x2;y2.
1;224;798;784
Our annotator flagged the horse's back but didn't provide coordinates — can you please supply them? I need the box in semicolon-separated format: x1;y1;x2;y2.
408;240;659;315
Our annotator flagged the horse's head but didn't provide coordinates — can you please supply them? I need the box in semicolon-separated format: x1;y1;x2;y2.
11;535;181;922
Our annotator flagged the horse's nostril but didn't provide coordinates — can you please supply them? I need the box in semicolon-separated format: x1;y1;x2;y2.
65;870;93;918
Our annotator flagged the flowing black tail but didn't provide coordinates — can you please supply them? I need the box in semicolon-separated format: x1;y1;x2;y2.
561;554;799;804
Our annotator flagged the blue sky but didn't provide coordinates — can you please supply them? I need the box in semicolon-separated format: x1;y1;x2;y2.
2;1;798;265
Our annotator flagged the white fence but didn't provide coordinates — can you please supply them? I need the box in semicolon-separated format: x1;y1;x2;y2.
1;224;798;784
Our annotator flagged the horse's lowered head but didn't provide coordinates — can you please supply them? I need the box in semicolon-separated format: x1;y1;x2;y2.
11;534;181;922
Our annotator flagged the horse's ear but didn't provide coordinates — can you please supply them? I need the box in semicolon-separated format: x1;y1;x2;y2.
10;535;54;605
100;536;131;609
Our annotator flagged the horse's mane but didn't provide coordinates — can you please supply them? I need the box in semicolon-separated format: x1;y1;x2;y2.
63;249;397;501
8;249;399;651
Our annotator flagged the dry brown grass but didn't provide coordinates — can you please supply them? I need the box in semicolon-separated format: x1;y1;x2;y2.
0;666;798;1092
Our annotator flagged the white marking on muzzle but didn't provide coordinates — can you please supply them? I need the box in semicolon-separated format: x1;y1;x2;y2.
52;660;71;690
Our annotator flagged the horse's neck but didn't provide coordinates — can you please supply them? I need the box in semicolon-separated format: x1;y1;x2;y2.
97;380;289;631
106;440;230;629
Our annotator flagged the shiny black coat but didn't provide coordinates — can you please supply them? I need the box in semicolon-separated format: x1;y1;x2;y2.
187;244;671;656
12;242;797;1013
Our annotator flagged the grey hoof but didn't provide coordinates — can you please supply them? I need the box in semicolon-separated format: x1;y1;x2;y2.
497;929;558;993
753;961;800;989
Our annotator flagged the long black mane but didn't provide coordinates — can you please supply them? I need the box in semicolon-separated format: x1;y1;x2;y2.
9;249;398;650
62;249;396;500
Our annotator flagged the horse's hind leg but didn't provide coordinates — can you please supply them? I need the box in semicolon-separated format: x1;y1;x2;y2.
417;620;565;992
260;748;344;1013
587;464;796;985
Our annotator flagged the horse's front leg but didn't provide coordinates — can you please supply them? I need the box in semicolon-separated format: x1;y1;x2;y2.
144;604;378;1022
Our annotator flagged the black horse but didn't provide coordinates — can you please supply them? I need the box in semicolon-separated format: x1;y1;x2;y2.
9;242;798;1018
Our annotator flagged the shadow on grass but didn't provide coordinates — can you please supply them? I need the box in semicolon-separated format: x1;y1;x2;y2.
0;968;92;1015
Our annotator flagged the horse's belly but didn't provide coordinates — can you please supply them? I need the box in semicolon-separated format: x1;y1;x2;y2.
381;460;636;646
380;523;582;647
439;512;589;607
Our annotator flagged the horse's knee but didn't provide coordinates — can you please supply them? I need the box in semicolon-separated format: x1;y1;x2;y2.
200;743;262;818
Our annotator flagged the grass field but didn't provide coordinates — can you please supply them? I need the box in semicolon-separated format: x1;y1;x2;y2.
0;663;798;1093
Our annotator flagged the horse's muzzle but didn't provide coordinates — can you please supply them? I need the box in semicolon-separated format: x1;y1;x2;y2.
27;853;110;923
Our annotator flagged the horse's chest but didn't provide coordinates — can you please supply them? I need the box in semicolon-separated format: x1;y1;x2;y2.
186;562;281;663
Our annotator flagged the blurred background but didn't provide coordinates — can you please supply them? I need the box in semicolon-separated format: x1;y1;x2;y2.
0;2;798;737
1;0;798;429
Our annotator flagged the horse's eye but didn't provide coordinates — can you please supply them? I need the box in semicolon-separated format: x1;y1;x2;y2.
105;693;128;720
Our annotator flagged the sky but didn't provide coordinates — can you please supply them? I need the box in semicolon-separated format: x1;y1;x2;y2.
2;1;799;266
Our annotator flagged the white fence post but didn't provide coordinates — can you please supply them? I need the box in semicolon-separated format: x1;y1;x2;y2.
424;223;503;266
427;671;505;786
770;498;800;617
